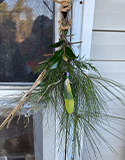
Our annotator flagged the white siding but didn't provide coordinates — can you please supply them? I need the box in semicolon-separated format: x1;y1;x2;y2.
93;0;125;31
90;0;125;159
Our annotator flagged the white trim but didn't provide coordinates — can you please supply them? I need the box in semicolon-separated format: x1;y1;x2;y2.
34;112;43;160
54;3;62;160
71;0;95;59
54;2;61;43
80;0;95;59
79;1;96;158
72;0;96;159
71;0;83;57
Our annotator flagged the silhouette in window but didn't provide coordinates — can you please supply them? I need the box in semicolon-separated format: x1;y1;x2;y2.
12;15;53;82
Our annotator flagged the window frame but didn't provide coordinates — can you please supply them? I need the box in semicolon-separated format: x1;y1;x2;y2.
0;1;55;160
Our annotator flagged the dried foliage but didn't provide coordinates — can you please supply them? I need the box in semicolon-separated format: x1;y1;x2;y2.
0;0;125;159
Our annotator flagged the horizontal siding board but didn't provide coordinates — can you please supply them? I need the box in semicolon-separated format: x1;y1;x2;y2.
93;0;125;30
83;145;125;159
91;32;125;45
107;100;125;110
90;72;125;84
90;61;125;74
90;45;125;60
94;0;125;13
93;12;125;30
90;32;125;60
85;132;125;149
84;153;125;160
111;108;125;118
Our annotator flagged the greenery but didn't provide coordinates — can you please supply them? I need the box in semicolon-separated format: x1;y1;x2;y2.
0;1;125;159
30;54;125;159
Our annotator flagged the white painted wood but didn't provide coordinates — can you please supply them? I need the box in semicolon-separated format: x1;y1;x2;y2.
71;1;86;160
93;12;125;30
94;72;125;84
91;32;125;45
77;0;96;159
90;32;125;60
89;0;125;159
43;110;55;160
34;112;43;160
93;0;125;30
90;0;125;159
80;0;95;59
90;61;125;77
83;148;125;160
71;0;83;57
54;2;61;43
91;45;125;60
94;0;125;12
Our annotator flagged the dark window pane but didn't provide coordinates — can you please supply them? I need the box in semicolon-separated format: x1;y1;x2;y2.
0;0;53;82
0;115;34;160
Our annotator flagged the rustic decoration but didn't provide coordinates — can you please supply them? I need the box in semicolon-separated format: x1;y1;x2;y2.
0;0;125;159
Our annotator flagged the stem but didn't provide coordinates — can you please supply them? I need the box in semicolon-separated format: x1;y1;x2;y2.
38;76;63;102
43;53;53;57
74;62;90;80
65;113;69;160
66;34;74;37
70;41;82;45
43;1;53;13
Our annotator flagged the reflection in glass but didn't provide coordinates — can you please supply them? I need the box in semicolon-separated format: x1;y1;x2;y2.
0;115;34;160
0;0;53;82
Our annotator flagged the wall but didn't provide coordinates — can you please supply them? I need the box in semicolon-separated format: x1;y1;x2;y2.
89;0;125;159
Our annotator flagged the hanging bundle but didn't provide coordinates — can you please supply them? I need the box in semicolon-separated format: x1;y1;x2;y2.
0;0;125;159
54;0;73;30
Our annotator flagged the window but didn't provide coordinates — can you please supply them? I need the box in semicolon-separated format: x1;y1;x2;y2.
0;0;54;82
0;0;54;160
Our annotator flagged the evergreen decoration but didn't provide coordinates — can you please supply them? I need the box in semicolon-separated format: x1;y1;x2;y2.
0;0;125;159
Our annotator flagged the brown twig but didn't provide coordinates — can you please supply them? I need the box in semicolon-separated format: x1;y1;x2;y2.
70;41;83;45
43;53;53;57
66;34;74;37
61;34;71;47
43;1;53;13
38;77;63;102
17;105;24;124
74;62;90;79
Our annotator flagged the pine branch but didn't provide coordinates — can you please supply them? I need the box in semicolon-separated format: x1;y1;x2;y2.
38;77;63;102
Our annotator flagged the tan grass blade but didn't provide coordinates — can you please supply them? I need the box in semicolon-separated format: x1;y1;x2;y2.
0;68;46;130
